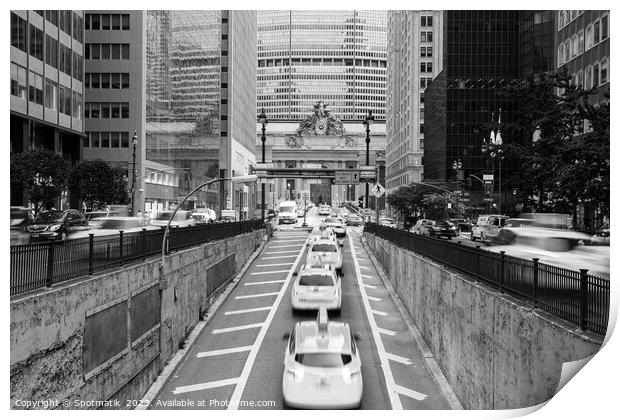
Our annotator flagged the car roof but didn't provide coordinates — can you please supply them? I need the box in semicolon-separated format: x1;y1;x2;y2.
299;264;335;275
312;238;338;245
295;309;351;353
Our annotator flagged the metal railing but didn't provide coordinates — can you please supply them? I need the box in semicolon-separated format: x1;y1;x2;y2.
364;223;609;335
10;220;264;297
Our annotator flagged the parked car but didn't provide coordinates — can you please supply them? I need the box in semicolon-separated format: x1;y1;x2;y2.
345;213;364;226
26;209;89;241
378;217;397;228
150;210;197;228
470;215;510;243
10;206;34;245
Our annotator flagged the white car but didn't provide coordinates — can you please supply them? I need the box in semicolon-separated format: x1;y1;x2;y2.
318;205;331;216
71;217;158;238
322;216;347;237
309;225;337;243
278;200;298;225
150;210;197;228
291;264;341;313
378;217;397;228
306;237;343;273
282;307;363;409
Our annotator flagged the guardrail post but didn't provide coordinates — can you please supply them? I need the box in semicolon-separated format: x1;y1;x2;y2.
499;251;505;293
532;258;539;308
119;231;124;266
46;239;55;288
579;268;589;331
88;234;94;275
142;228;147;260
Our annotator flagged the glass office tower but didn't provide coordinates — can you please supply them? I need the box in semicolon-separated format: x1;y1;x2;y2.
257;10;387;121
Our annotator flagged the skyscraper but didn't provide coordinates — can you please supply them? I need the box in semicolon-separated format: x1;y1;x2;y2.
257;10;387;121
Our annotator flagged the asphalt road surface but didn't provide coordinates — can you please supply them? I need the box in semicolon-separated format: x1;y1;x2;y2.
147;209;452;410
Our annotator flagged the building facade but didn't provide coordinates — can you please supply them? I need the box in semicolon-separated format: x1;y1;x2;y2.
385;10;444;195
257;10;387;121
10;10;85;208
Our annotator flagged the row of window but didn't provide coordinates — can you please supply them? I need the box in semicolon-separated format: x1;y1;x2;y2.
84;102;130;119
420;46;433;58
84;43;130;60
84;73;130;89
571;58;610;90
557;15;609;67
419;77;434;88
258;58;387;68
558;10;583;30
85;13;130;31
420;16;434;27
11;62;82;118
420;62;433;73
84;132;131;149
420;31;434;42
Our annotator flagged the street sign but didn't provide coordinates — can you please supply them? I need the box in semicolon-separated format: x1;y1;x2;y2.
483;174;494;181
255;162;274;170
371;183;385;197
359;165;375;172
301;190;310;201
335;171;354;185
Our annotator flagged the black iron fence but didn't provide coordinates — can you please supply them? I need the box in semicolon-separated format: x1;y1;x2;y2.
364;223;609;335
10;220;264;297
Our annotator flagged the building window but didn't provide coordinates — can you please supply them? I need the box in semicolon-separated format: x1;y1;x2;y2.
46;10;58;26
59;85;70;115
111;73;121;89
584;66;592;90
578;30;585;55
101;73;110;89
121;73;129;88
73;13;83;43
59;11;72;36
90;132;99;148
592;63;600;87
601;15;608;40
101;14;110;30
91;14;100;30
111;14;121;30
44;79;58;110
121;132;129;148
577;69;584;88
122;44;129;59
11;13;27;52
122;14;130;30
572;35;578;58
73;52;82;81
45;35;58;68
72;92;82;119
83;135;90;148
101;103;110;118
558;10;566;29
420;78;426;88
101;132;110;148
421;31;426;42
28;72;43;105
29;25;44;61
90;103;100;118
121;103;129;118
111;132;120;148
585;24;593;49
110;103;120;119
593;20;600;44
419;124;424;134
600;58;608;84
10;62;27;100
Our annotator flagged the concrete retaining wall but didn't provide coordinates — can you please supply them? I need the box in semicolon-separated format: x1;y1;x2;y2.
364;232;603;409
10;229;264;409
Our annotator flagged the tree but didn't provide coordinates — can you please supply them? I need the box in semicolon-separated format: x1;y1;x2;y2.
10;148;71;215
68;160;129;211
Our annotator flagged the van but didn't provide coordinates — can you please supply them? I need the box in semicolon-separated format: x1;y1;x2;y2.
471;214;510;243
278;201;298;225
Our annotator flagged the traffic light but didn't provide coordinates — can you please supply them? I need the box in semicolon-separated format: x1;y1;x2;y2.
358;197;363;208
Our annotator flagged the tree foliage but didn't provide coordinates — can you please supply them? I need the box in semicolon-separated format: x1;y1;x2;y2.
68;160;129;210
10;148;71;215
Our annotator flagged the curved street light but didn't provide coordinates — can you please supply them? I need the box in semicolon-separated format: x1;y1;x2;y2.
362;110;375;209
258;109;268;220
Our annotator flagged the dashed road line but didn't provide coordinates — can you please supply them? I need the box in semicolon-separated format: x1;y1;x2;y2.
265;251;301;255
372;309;388;317
378;327;397;336
260;256;297;260
224;307;272;315
250;270;290;275
386;352;413;365
256;263;293;267
211;323;264;334
196;346;253;358
244;280;286;286
172;377;239;395
359;265;371;270
363;283;378;290
367;295;382;302
362;274;374;278
394;384;428;401
269;245;302;249
235;292;280;300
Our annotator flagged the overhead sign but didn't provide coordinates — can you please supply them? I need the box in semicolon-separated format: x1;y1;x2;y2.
255;162;274;170
371;183;385;197
335;171;354;185
359;165;376;172
483;174;494;181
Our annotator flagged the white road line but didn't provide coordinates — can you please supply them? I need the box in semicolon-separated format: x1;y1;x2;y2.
227;238;307;410
386;353;413;366
269;245;304;249
271;239;307;243
359;265;371;270
349;234;402;410
196;346;253;358
172;377;239;395
372;309;388;317
235;292;280;300
394;384;428;401
367;295;382;302
362;274;374;278
250;269;290;275
265;251;302;255
244;280;286;286
212;323;264;334
224;307;272;315
363;284;378;290
378;327;397;336
260;256;297;260
256;263;293;267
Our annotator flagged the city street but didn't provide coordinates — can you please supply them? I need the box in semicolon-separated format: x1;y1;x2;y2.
148;211;452;410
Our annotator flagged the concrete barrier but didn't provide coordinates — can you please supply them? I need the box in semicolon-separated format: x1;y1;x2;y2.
364;232;604;409
10;229;264;409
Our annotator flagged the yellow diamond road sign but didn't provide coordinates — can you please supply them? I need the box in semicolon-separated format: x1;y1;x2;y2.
371;183;385;197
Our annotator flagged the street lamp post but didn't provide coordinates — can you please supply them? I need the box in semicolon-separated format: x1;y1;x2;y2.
131;131;138;216
481;110;504;214
452;159;462;218
258;109;268;221
363;110;374;209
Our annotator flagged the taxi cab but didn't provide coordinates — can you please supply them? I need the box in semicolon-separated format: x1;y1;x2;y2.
306;237;343;274
282;307;363;409
291;264;341;314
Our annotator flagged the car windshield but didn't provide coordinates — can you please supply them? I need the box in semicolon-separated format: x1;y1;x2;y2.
294;352;352;367
312;244;337;253
324;217;341;224
33;211;65;223
299;275;334;287
280;206;295;213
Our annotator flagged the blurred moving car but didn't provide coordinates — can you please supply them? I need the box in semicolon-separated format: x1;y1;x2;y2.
84;210;119;220
378;217;397;228
278;200;298;225
471;215;510;243
150;210;197;228
26;209;89;241
307;237;343;274
322;217;347;237
440;220;459;238
410;219;435;236
282;307;363;409
590;229;610;246
345;213;364;226
10;206;34;245
267;209;278;219
71;217;159;238
191;208;217;224
291;264;341;314
449;218;473;233
318;205;332;216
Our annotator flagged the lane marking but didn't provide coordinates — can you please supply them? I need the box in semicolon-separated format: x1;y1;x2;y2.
378;327;397;336
372;309;388;317
271;239;307;243
244;280;286;286
212;323;264;334
235;292;280;300
386;353;413;365
172;377;238;395
394;384;428;401
224;307;272;315
227;235;307;410
250;270;290;275
256;263;293;267
265;251;302;255
349;234;402;410
196;346;253;358
261;256;297;260
359;265;371;270
269;245;304;249
367;295;382;302
362;274;374;279
363;284;377;290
